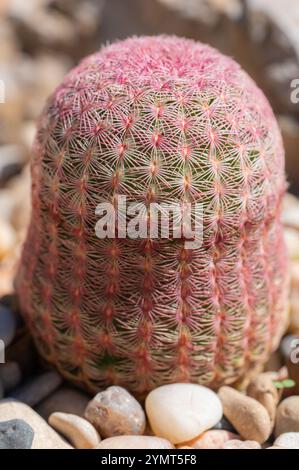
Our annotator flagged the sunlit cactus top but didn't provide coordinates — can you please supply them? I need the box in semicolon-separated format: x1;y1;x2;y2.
17;36;288;393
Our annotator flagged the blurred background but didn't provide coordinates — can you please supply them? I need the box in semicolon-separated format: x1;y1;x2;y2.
0;0;299;348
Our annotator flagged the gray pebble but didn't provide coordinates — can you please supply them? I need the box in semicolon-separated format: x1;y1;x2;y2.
0;419;34;449
213;416;237;433
10;371;62;407
280;335;298;360
0;304;17;348
0;361;22;392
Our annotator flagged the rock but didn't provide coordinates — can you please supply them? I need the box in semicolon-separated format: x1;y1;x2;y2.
246;0;299;118
0;145;24;185
280;335;299;361
85;386;145;438
0;361;22;392
0;304;17;347
275;396;299;436
49;412;101;449
280;334;299;394
158;0;243;24
218;386;271;443
280;118;299;196
289;265;299;335
0;399;72;448
10;371;62;407
96;435;174;449
36;386;91;420
264;351;283;373
0;419;34;449
181;430;240;449
284;228;299;260
145;383;223;444
5;332;37;379
274;432;299;449
223;439;261;449
247;372;281;423
212;416;237;433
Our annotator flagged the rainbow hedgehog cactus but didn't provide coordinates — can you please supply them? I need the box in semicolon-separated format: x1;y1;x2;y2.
16;36;289;394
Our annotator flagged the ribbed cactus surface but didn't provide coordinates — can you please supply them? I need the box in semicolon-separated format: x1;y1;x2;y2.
17;36;288;393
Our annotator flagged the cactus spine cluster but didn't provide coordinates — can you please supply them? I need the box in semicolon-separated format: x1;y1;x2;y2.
17;36;289;393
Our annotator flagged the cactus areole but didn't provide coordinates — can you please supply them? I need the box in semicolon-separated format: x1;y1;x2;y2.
17;36;288;393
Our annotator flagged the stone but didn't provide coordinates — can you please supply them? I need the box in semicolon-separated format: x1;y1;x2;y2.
85;386;145;438
49;412;101;449
158;0;243;24
181;430;240;449
284;228;299;260
145;383;223;444
0;419;34;449
274;432;299;449
275;396;299;436
218;386;271;443
246;1;299;118
96;435;174;449
0;399;72;448
36;386;91;420
289;265;299;335
212;416;237;433
0;145;24;185
280;335;299;361
247;372;281;423
0;361;22;392
10;371;62;407
0;304;17;347
223;439;261;449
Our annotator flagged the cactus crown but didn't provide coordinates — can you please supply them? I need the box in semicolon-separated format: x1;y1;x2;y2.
17;36;288;393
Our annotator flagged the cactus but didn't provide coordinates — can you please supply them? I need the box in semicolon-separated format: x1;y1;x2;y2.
16;36;289;393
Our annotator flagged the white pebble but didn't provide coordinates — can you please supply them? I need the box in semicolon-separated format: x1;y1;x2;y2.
96;435;174;449
145;383;223;444
49;412;101;449
274;432;299;449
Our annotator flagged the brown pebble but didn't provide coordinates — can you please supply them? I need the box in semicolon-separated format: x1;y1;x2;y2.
218;386;271;444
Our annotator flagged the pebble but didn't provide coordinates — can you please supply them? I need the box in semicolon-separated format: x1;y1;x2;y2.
145;383;223;444
275;396;299;436
0;419;34;449
96;436;174;449
247;372;281;423
36;386;91;419
274;432;299;449
280;334;299;361
0;304;17;347
223;439;261;449
0;220;16;260
49;412;101;449
218;386;271;444
0;399;72;448
85;386;146;438
10;371;62;407
284;228;299;260
212;416;237;433
0;361;22;392
181;430;241;449
0;145;24;185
